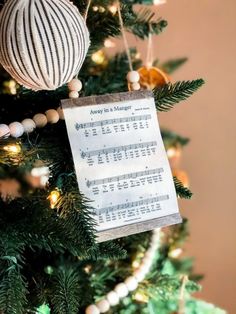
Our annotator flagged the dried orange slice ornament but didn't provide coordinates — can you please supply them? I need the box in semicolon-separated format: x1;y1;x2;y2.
138;66;170;90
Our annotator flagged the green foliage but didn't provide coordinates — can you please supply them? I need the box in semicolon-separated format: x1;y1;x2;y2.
174;177;193;199
160;57;188;74
162;129;190;148
0;242;27;314
51;268;80;314
154;79;205;112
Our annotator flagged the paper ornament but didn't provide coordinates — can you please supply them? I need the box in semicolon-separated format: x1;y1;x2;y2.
0;0;90;91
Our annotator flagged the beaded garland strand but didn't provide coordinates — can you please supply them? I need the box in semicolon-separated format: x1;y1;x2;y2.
85;229;161;314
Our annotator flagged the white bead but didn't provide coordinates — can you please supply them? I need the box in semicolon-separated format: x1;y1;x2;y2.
9;122;24;138
0;124;10;138
124;276;138;292
21;118;36;133
114;283;129;298
57;107;65;120
45;109;60;124
106;291;119;306
68;78;82;92
33;113;47;128
139;261;151;274
126;71;140;83
130;82;141;91
85;304;100;314
142;257;153;269
133;268;146;282
69;91;79;99
145;248;156;260
96;299;110;313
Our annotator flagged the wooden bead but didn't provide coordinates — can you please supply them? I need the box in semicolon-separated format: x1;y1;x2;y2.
106;291;119;306
114;283;129;298
85;304;100;314
68;78;82;92
57;106;65;120
69;90;79;99
0;124;10;138
130;82;141;91
21;118;36;133
127;71;140;83
9;122;24;138
124;276;138;291
33;113;47;128
45;109;60;124
96;299;110;313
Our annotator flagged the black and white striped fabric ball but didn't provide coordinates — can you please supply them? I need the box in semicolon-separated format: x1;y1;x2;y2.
0;0;90;91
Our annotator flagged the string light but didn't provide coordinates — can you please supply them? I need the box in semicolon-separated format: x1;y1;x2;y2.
169;248;183;259
91;50;106;64
108;5;118;15
3;144;21;154
153;0;167;5
134;292;149;303
48;190;60;209
104;39;116;48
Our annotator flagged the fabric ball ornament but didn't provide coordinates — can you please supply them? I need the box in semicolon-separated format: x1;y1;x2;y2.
0;0;90;91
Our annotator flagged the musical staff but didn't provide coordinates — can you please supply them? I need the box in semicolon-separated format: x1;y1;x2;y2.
81;141;157;159
75;114;151;130
98;195;170;215
87;168;163;188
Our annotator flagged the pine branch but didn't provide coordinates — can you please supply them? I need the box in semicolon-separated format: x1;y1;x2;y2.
160;58;188;74
154;80;205;112
0;242;27;314
174;177;193;199
51;268;80;314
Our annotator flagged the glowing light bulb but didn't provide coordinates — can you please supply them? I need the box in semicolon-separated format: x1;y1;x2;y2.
48;190;60;209
167;147;177;158
3;144;21;154
104;39;116;48
91;50;106;65
169;248;183;259
153;0;167;5
132;260;140;269
134;292;149;303
108;5;118;15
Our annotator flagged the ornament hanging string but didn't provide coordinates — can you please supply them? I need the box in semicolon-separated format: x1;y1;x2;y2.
84;0;92;22
146;26;154;68
178;275;188;314
117;1;133;71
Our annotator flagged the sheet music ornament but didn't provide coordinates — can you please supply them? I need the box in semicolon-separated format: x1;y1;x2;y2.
62;90;182;242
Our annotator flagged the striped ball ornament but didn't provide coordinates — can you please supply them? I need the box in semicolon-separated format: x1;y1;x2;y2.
0;0;90;91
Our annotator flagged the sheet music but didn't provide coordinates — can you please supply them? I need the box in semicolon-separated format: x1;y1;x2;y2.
63;94;179;233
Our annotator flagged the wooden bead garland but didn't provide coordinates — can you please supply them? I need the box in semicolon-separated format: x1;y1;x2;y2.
68;78;83;99
85;229;161;314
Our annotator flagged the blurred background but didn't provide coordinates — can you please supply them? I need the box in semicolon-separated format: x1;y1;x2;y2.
106;0;236;313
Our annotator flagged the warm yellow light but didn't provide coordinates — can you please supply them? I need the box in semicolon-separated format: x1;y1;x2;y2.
91;50;106;65
153;0;167;5
48;190;60;209
167;147;177;158
134;292;149;303
169;248;183;259
132;260;140;269
3;144;21;154
108;5;118;15
92;6;99;11
104;39;116;48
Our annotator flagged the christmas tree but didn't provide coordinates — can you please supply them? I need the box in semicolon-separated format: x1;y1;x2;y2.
0;1;226;313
